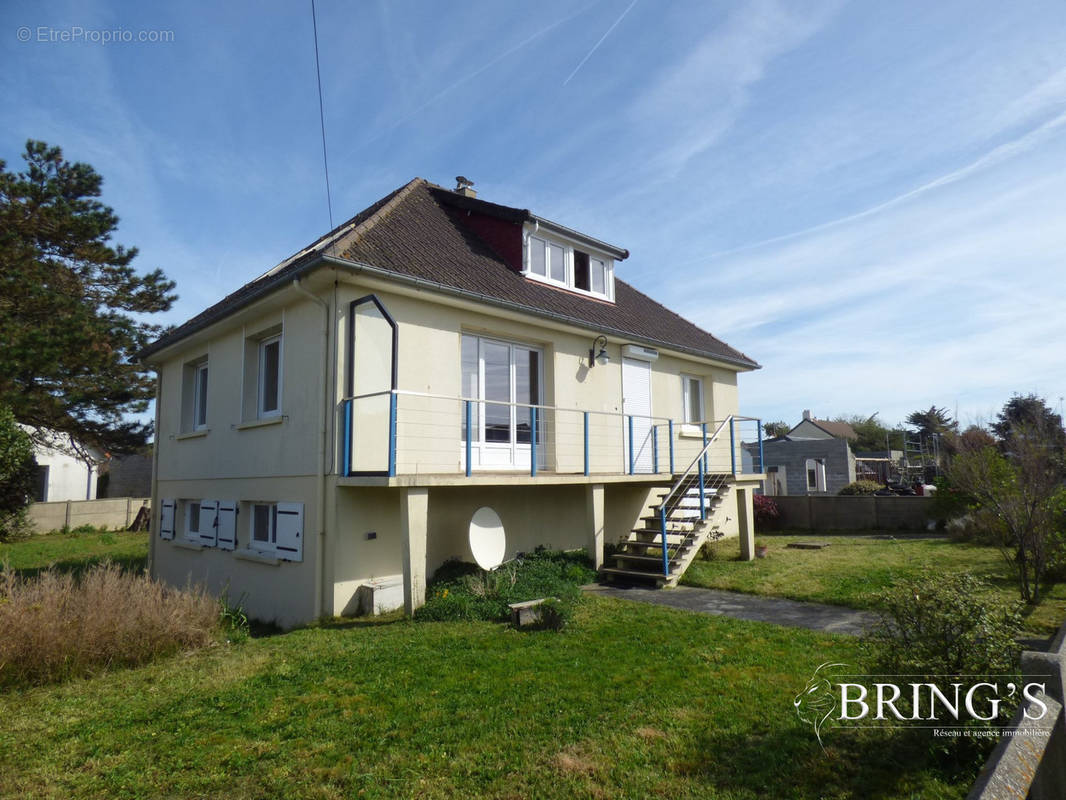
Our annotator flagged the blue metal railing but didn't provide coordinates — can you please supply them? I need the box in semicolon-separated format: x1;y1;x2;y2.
340;389;761;481
388;392;397;477
583;411;590;476
656;416;732;577
627;415;635;475
668;419;675;475
530;407;538;477
465;400;473;478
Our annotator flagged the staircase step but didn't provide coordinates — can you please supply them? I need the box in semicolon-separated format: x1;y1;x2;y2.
618;546;690;558
622;529;690;541
613;553;681;566
635;516;703;529
600;566;672;581
625;533;692;545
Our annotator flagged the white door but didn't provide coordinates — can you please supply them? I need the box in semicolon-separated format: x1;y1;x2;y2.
622;357;654;473
462;335;542;470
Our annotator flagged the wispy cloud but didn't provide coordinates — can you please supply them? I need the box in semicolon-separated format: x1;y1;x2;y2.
696;107;1066;268
628;0;842;172
562;0;639;86
358;5;592;147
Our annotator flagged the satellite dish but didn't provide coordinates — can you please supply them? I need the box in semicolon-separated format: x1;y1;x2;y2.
469;506;506;570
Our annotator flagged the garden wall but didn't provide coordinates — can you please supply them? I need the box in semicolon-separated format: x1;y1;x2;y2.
772;495;935;531
27;497;150;533
967;619;1066;799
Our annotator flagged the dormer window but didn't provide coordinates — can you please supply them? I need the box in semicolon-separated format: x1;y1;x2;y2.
524;231;614;301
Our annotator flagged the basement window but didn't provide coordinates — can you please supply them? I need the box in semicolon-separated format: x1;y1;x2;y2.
251;502;278;549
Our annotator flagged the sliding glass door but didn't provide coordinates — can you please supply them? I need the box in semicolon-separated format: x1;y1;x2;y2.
461;334;543;470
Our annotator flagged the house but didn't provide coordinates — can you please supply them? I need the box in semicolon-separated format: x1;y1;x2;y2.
140;178;764;628
26;428;102;503
746;410;856;496
787;411;857;443
97;450;154;498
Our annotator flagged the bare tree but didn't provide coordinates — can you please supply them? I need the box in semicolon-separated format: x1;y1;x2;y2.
949;424;1065;604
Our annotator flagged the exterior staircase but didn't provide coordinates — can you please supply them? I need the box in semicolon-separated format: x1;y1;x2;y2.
600;473;732;587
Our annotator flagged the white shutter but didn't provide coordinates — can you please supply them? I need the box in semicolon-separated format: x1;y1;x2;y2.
216;501;237;550
275;502;304;562
199;500;219;547
159;499;175;540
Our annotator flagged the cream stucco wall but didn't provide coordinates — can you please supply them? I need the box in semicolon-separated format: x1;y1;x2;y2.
335;278;742;477
155;295;325;482
152;476;318;629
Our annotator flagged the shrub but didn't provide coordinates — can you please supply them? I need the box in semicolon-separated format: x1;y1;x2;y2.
0;407;35;543
0;562;221;687
415;549;596;625
862;573;1022;766
752;494;779;530
838;480;883;495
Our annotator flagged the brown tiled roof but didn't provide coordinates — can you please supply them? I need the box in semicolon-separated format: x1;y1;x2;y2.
141;179;758;369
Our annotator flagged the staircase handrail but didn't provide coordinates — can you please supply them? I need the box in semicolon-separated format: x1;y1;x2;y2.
654;415;733;577
660;416;732;509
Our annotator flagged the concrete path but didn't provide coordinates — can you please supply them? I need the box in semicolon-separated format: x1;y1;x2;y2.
584;583;878;636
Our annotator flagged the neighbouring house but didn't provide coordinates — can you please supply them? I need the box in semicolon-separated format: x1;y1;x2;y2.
97;450;154;498
140;178;764;628
746;410;856;496
26;428;102;503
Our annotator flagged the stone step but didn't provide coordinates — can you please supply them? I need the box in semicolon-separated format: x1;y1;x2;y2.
600;566;672;581
642;516;703;527
612;553;681;567
624;532;693;546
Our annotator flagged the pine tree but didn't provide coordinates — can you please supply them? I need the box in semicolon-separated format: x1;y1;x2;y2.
0;140;176;455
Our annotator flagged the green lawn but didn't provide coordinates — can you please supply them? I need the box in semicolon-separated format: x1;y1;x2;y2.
0;597;970;799
0;530;998;797
0;528;149;578
683;533;1066;636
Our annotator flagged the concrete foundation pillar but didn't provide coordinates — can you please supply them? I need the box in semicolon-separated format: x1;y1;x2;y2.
585;484;605;569
737;487;755;561
400;488;429;616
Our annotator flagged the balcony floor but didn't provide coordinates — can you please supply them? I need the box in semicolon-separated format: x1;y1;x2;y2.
337;471;765;488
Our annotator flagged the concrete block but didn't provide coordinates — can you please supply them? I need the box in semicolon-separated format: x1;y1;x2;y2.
509;597;558;628
355;575;404;616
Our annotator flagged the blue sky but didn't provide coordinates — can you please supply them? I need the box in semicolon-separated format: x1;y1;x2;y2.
3;0;1066;430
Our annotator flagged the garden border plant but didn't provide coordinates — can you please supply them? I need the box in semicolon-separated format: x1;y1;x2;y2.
414;547;596;626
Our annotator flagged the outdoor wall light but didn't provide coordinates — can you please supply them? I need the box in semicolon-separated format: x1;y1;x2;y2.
589;335;610;368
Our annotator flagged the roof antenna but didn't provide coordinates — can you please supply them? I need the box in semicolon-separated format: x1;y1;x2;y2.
455;176;477;198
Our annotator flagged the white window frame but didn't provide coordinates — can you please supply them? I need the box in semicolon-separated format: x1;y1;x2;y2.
523;233;615;302
185;499;203;542
192;360;209;431
681;375;705;425
460;332;544;471
806;458;827;493
258;334;282;418
249;501;278;553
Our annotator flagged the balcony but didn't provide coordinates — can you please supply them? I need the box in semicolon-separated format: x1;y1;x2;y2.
338;390;764;486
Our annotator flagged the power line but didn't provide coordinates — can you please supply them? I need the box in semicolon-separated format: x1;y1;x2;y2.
310;0;334;237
